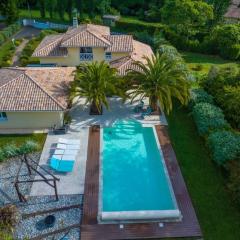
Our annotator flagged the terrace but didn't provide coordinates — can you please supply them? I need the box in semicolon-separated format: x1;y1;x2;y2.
24;97;201;239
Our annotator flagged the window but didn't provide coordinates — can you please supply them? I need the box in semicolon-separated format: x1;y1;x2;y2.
80;47;93;61
0;112;7;121
105;52;112;61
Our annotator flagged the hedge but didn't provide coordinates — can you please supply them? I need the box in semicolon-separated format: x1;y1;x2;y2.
190;88;214;108
192;102;230;136
207;130;240;165
114;18;166;34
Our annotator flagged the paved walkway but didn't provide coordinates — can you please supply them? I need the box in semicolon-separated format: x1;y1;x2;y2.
14;26;41;39
12;39;29;67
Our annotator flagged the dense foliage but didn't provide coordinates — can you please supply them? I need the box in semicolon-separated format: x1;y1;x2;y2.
192;102;229;136
202;66;240;128
207;130;240;165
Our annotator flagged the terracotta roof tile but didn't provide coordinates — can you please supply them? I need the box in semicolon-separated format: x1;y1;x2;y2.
104;35;133;52
110;40;154;75
60;24;110;47
0;67;75;111
32;34;68;57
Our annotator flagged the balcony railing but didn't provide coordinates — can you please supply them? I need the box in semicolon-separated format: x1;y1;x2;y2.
80;53;93;61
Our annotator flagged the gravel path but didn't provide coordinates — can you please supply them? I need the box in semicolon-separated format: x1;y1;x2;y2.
12;39;29;67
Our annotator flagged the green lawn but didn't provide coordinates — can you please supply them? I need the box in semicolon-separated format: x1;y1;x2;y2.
167;104;240;239
182;51;239;74
120;16;164;28
0;134;46;150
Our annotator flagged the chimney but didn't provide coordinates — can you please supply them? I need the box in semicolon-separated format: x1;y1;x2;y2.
72;8;78;28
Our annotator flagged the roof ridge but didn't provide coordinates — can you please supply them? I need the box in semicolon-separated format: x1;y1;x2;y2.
0;70;25;90
25;72;65;110
84;29;110;46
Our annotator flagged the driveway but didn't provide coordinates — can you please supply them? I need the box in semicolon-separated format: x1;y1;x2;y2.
14;26;41;39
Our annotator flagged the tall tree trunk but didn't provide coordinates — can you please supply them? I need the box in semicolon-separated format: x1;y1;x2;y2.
67;0;73;21
39;0;45;18
90;101;102;115
149;95;158;112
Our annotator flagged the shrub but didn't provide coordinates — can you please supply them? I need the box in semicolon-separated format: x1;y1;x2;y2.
202;66;240;128
207;131;240;165
0;204;19;230
192;103;230;136
0;149;4;162
190;88;214;108
3;144;18;159
18;141;39;155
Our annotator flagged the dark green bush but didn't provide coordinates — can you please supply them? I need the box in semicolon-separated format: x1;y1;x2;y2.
202;66;240;128
192;103;230;136
207;130;240;165
190;88;214;108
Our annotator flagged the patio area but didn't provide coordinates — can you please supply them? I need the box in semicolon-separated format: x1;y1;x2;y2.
30;97;166;197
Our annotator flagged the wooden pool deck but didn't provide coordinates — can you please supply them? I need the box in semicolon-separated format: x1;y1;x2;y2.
81;125;202;240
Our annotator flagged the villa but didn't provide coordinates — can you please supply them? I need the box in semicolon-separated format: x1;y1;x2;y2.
0;23;202;240
32;23;153;75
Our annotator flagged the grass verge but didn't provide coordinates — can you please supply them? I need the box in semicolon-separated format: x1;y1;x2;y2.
181;51;239;74
167;104;240;239
0;134;46;150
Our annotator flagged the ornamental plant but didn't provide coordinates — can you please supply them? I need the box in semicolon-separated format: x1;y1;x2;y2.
207;130;240;165
192;102;230;136
190;88;214;108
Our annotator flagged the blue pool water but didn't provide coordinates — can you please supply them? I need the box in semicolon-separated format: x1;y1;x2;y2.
102;120;177;212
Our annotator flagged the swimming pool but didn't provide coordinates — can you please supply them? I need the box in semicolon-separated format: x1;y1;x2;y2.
99;120;181;222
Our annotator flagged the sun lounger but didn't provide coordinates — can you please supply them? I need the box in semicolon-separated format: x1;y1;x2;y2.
58;138;80;145
54;149;78;156
50;155;75;172
141;106;152;119
56;143;80;150
134;100;144;113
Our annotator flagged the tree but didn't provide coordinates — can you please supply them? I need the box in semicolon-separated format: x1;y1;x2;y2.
39;0;46;18
161;0;213;39
46;0;57;19
0;0;19;24
71;61;125;115
126;52;190;113
206;0;230;22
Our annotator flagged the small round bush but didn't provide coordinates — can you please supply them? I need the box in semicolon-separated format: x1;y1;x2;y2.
207;130;240;165
192;102;230;136
18;141;39;155
3;144;18;159
190;88;214;108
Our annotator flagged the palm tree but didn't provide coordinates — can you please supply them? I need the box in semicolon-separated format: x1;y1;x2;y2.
70;61;125;115
126;52;190;114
